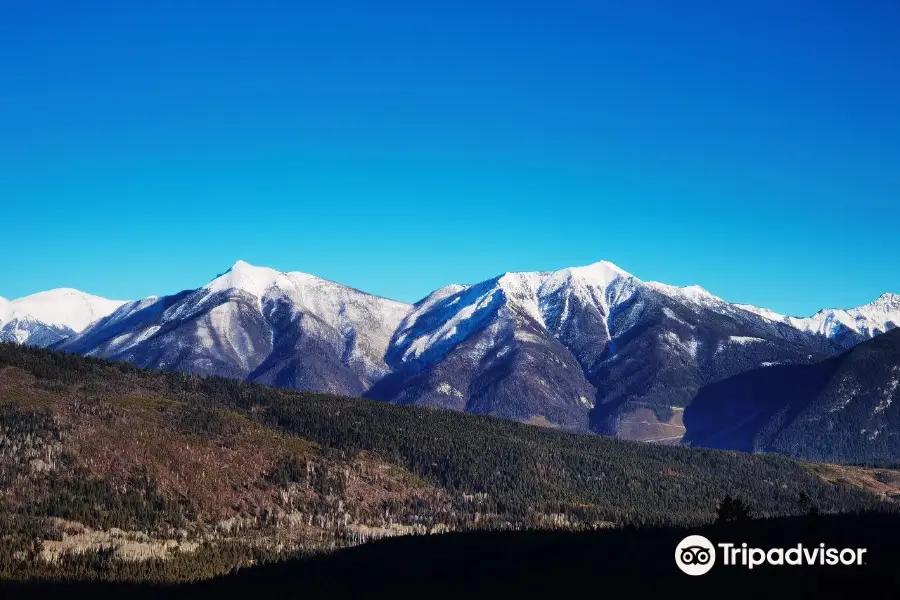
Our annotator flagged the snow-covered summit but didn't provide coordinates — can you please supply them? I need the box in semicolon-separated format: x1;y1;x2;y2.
0;288;127;333
205;260;407;305
0;288;128;347
386;257;896;378
198;259;413;350
390;260;648;365
645;281;724;307
204;260;295;298
559;260;634;286
498;260;632;284
532;260;725;307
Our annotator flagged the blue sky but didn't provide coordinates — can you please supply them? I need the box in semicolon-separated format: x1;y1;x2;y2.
2;0;898;316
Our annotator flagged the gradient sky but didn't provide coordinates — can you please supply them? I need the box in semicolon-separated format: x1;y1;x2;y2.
2;0;898;316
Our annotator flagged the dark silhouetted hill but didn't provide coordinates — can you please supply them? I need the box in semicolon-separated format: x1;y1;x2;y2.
2;511;898;599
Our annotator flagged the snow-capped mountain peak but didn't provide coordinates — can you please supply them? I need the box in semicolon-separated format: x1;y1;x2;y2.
554;260;635;289
390;261;644;370
566;259;632;280
0;288;127;333
545;261;724;309
204;260;294;298
0;288;128;347
59;260;414;395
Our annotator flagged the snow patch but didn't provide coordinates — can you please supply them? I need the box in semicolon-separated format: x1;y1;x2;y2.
663;331;699;358
829;374;860;413
436;382;464;398
728;336;765;345
662;307;696;329
873;367;900;415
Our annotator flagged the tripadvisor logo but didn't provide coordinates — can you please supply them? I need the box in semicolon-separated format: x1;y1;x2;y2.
676;535;717;575
675;535;867;576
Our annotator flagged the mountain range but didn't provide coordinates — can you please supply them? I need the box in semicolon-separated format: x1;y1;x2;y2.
3;259;898;453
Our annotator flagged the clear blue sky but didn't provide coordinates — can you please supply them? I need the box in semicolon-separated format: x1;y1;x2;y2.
2;0;898;316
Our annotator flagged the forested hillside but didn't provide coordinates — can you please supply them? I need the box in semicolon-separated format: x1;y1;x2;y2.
0;342;896;584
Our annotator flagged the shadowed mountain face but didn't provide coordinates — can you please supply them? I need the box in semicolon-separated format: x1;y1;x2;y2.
29;259;898;442
684;328;900;463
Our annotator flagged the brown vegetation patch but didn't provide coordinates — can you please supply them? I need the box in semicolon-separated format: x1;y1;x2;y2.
808;462;900;502
616;406;685;444
522;415;558;428
343;453;441;514
57;400;315;521
0;367;53;408
0;366;37;391
38;518;200;563
3;375;443;532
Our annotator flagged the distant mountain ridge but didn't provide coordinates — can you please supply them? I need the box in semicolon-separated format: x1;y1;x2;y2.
737;293;900;349
0;289;126;346
3;259;897;443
